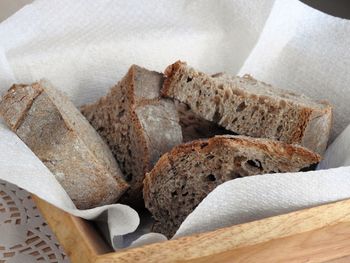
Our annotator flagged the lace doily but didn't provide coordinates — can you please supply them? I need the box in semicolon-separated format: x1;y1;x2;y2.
0;179;68;263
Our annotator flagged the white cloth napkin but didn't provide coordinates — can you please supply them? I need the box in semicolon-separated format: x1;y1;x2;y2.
1;0;350;249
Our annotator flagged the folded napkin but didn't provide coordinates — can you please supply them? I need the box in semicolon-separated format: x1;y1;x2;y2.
0;0;350;249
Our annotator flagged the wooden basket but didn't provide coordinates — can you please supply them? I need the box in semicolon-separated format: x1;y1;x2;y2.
32;196;350;263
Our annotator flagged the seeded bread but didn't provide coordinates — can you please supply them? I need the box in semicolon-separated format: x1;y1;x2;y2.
143;135;321;238
81;65;183;206
162;61;333;155
0;80;128;209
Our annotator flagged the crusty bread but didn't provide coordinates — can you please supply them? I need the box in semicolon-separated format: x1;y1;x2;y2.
81;65;183;206
143;135;321;238
0;80;128;209
175;100;235;142
162;61;333;155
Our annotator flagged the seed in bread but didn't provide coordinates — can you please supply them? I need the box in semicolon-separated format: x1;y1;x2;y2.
81;65;183;206
143;135;321;238
0;80;128;209
162;61;333;155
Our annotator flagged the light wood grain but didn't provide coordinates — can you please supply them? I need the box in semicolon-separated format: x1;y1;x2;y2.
96;199;350;263
189;221;350;263
33;195;110;263
325;256;350;263
34;195;350;263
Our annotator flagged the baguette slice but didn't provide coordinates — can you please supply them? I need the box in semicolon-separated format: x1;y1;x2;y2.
162;61;333;155
0;80;128;209
143;135;321;238
81;65;183;206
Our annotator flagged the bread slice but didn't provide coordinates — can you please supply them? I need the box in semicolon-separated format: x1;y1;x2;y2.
143;135;321;238
81;65;183;206
162;61;333;155
0;80;128;209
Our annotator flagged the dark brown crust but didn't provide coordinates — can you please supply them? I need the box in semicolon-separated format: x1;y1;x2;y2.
162;60;186;97
128;66;152;176
144;136;320;183
119;111;152;206
136;98;162;108
291;108;313;144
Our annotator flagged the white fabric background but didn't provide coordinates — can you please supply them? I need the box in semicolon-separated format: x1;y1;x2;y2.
0;0;350;258
0;0;275;105
239;0;350;140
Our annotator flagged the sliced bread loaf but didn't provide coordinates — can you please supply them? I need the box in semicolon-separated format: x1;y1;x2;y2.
81;65;183;206
0;80;128;209
143;135;321;238
162;61;333;155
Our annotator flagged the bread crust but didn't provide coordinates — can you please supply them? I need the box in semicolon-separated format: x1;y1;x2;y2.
162;60;186;97
81;65;183;207
143;135;320;237
0;80;128;209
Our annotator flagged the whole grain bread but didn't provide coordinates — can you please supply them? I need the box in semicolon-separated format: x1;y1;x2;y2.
143;135;321;238
81;65;183;206
0;80;128;209
162;61;333;155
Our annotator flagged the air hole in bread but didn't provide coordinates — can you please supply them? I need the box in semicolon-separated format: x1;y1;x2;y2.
277;124;283;133
171;191;177;197
236;101;247;112
206;174;216;182
118;109;125;118
182;192;189;196
97;127;105;133
186;76;193;82
206;154;215;160
246;159;263;170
